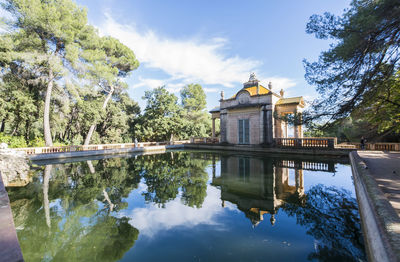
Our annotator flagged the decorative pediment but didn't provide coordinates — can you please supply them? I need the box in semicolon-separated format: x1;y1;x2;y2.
237;91;251;104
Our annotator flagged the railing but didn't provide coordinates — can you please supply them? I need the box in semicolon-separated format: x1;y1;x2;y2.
274;137;337;149
340;142;400;151
190;137;220;144
14;140;190;155
336;143;357;149
276;160;335;172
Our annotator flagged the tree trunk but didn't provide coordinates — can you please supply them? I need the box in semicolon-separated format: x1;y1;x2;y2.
87;160;96;174
83;86;114;145
103;188;115;212
44;68;53;146
25;119;30;141
43;165;52;229
0;118;5;132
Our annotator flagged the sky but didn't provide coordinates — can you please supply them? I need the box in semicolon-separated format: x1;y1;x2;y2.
75;0;351;111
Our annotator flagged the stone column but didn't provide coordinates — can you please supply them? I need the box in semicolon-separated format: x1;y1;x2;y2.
275;166;283;196
220;110;227;143
282;121;288;138
212;118;216;137
294;112;303;138
260;107;265;143
298;113;303;138
295;168;304;195
263;107;273;145
212;155;216;178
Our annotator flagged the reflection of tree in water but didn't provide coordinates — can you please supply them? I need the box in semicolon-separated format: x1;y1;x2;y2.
12;199;138;261
283;185;366;261
8;157;142;262
8;152;212;261
135;152;210;208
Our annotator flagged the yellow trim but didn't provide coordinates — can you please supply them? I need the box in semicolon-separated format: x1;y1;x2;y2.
230;85;270;99
276;97;304;106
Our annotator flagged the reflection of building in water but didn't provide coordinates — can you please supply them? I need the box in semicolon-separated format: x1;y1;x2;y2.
212;155;307;227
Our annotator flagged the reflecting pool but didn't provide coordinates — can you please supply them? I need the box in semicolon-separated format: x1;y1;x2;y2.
7;150;366;261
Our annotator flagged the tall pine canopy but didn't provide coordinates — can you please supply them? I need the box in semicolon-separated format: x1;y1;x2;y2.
304;0;400;133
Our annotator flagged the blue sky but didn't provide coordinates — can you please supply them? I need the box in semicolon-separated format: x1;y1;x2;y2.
76;0;351;111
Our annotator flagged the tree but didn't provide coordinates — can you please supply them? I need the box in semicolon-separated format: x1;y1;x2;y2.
354;72;400;134
304;0;400;127
0;1;140;146
93;93;140;144
82;36;139;145
0;0;101;146
137;86;183;141
180;84;212;138
181;83;206;112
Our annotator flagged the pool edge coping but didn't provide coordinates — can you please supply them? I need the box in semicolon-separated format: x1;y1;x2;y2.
2;146;392;261
349;151;400;262
0;172;24;262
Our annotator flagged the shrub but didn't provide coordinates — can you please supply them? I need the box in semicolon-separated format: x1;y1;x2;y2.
28;137;46;147
0;133;28;148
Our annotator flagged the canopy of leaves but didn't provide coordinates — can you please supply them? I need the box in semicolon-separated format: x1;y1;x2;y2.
0;0;142;146
304;0;400;131
135;84;212;141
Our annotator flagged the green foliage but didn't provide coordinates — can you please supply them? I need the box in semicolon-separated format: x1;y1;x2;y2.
0;0;142;146
135;86;182;141
355;72;400;134
6;151;212;260
305;114;399;142
0;1;210;146
0;132;27;148
283;185;365;260
28;137;45;147
181;83;206;112
180;84;212;138
304;0;400;133
135;84;212;141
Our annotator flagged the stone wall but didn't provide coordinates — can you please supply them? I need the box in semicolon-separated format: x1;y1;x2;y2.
0;149;31;187
220;93;271;109
226;107;261;145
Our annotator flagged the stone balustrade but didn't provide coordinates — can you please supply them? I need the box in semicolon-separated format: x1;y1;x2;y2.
275;137;337;149
190;137;220;144
190;137;339;149
14;140;190;155
343;142;400;151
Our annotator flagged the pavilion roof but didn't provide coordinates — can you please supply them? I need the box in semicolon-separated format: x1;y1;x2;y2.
209;107;220;113
276;96;305;107
230;85;270;99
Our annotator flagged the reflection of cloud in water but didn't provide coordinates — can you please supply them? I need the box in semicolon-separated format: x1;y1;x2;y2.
123;185;234;237
136;181;148;194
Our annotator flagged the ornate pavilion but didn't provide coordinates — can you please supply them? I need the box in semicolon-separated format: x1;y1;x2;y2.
210;73;305;145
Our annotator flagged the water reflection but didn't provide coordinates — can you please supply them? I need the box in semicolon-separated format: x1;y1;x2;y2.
213;155;306;227
6;151;365;261
213;153;364;260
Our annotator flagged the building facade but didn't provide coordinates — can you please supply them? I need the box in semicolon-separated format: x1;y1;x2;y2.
210;73;305;145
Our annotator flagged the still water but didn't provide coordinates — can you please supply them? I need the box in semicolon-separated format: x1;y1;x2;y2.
7;150;366;261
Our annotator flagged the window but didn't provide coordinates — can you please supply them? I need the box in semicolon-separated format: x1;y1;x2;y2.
239;157;250;182
238;119;250;144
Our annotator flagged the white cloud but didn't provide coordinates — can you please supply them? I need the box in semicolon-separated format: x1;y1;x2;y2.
260;77;297;95
132;77;167;89
131;77;184;93
165;83;185;93
100;14;261;88
203;88;219;93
